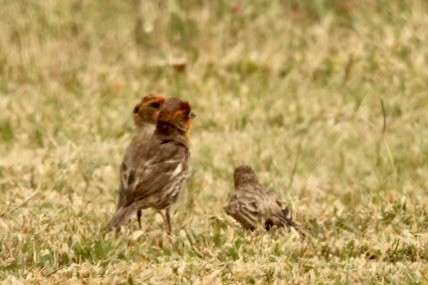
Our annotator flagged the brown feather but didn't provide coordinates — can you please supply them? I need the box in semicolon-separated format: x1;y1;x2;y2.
109;97;193;232
225;165;301;233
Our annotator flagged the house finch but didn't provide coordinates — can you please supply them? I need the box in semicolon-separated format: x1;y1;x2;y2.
117;94;167;228
225;165;300;232
109;97;195;233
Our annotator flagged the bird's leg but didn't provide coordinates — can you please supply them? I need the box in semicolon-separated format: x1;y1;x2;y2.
165;208;172;234
137;209;142;229
159;208;172;234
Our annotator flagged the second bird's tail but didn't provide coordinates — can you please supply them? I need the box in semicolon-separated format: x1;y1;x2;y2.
107;203;141;231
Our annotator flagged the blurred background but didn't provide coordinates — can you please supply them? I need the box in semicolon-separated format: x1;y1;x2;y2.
0;0;427;282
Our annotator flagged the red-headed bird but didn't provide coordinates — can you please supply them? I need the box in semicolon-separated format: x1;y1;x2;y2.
117;94;167;228
109;98;195;233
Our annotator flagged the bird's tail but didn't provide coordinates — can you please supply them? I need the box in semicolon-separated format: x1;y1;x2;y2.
274;209;306;237
107;203;140;232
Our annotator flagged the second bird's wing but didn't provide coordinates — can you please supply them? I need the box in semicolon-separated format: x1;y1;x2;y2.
225;192;260;230
117;156;134;209
124;139;189;207
260;192;300;231
108;139;189;231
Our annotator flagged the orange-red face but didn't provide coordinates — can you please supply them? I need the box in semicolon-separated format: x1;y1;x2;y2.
174;102;195;131
157;98;195;132
133;94;167;126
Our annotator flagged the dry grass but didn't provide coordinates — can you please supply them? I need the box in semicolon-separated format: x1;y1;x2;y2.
0;0;427;283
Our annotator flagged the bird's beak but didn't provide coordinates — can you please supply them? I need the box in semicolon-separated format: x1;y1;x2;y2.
190;112;196;119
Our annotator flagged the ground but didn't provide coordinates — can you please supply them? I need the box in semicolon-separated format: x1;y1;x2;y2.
0;0;427;284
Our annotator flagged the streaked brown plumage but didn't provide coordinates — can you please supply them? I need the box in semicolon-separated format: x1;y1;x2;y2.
117;94;167;229
225;165;300;232
109;97;195;232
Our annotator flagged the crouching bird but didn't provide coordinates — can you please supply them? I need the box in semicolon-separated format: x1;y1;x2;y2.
109;97;195;233
225;165;301;233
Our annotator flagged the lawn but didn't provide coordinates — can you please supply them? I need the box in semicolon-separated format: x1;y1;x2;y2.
0;0;427;283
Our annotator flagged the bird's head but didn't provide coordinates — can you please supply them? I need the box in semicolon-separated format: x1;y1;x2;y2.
133;94;167;126
233;165;259;188
157;97;195;135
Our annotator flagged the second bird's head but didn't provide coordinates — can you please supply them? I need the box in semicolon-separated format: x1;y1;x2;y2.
133;94;167;126
234;165;259;187
157;97;196;134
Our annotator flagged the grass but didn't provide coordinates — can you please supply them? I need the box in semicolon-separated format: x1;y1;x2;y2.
0;0;427;283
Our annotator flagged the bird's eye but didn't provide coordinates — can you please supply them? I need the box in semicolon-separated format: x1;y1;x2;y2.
183;110;195;119
150;102;161;108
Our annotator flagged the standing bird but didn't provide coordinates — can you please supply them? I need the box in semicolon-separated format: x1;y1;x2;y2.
109;98;195;233
117;94;167;229
225;165;300;232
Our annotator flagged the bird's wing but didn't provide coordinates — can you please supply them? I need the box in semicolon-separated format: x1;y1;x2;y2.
124;139;189;206
263;194;299;230
116;164;126;209
117;156;137;208
117;132;150;209
225;191;260;230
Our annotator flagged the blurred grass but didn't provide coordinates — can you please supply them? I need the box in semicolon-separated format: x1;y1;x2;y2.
0;0;427;283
